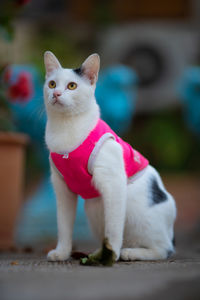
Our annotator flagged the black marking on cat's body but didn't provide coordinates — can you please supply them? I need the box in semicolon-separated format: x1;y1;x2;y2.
172;236;176;247
167;249;174;259
73;67;83;76
150;177;168;205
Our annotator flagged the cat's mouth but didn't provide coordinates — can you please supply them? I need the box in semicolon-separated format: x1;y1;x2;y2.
52;98;63;106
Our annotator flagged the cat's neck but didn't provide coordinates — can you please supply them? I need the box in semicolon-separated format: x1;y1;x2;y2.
45;101;100;153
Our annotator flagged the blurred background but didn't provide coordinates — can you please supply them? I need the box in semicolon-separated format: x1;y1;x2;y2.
0;0;200;251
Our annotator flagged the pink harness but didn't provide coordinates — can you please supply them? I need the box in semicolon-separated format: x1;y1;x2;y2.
50;119;149;199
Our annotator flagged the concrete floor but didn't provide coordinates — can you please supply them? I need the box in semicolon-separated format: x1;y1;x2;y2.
0;235;200;300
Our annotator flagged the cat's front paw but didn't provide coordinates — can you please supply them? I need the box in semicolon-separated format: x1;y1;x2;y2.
47;248;70;261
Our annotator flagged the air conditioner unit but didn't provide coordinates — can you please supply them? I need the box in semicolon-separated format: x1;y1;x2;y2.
99;23;200;112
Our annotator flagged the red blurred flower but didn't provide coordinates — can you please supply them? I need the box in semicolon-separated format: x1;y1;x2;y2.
8;72;33;103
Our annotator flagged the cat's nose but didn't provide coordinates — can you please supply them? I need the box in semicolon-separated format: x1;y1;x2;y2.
53;90;62;98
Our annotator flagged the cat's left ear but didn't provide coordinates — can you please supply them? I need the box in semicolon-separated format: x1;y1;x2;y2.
81;54;100;85
44;51;62;77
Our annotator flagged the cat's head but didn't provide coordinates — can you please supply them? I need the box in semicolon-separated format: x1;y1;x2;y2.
43;51;100;115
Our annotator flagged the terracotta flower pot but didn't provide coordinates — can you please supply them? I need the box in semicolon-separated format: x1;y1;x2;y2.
0;132;28;249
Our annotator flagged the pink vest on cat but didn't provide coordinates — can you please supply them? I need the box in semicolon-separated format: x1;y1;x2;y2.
50;119;149;199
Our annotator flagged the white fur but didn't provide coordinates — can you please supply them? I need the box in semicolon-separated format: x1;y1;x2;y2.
44;51;176;262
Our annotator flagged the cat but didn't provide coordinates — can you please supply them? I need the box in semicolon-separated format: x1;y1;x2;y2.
43;51;176;266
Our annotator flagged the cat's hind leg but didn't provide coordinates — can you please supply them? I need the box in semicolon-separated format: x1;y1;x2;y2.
120;247;172;261
121;165;176;262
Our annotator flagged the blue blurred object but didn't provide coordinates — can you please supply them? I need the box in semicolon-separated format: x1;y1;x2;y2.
178;67;200;136
16;175;92;246
96;65;137;134
16;176;57;245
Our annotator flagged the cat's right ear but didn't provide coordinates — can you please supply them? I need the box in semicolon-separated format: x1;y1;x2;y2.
44;51;61;78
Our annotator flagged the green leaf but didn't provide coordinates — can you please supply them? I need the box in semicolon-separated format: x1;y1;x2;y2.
80;257;88;265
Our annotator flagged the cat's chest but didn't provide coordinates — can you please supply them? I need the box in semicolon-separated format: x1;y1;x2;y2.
45;106;99;153
45;124;87;153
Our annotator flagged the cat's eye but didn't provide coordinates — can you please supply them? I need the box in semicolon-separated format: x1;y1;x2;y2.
48;80;56;89
67;82;77;90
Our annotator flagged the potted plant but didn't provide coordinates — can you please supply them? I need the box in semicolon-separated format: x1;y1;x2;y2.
0;0;31;249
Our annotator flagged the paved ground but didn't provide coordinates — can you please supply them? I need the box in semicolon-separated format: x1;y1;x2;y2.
0;234;200;300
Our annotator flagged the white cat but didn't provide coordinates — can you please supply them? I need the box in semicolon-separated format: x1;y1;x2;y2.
43;51;176;265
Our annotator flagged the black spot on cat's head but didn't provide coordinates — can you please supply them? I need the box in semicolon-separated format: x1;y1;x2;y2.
73;67;83;76
150;177;168;205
